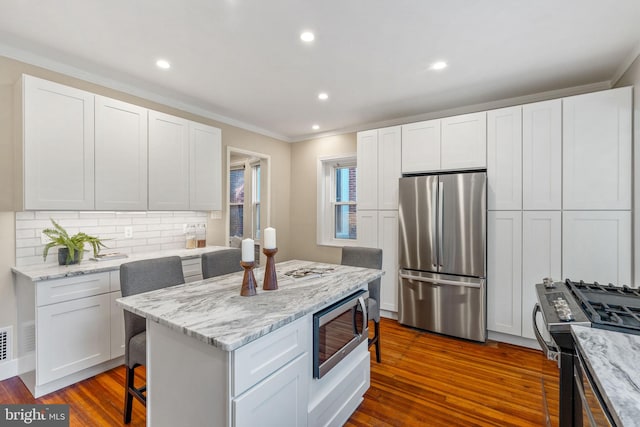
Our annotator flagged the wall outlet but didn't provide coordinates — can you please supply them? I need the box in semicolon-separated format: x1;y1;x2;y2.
124;226;133;239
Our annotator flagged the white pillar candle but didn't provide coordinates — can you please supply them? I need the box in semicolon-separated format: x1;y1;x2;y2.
241;238;254;262
264;227;276;249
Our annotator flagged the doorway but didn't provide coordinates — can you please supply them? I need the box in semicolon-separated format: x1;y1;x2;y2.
226;147;270;264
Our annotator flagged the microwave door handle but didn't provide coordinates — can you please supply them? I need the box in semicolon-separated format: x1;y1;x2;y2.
357;295;367;338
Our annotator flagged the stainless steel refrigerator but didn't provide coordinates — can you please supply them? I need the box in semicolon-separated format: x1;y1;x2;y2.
398;171;487;342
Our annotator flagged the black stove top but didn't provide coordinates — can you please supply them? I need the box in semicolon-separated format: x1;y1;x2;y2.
565;279;640;334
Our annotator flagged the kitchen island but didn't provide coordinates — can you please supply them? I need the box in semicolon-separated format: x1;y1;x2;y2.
117;259;383;427
572;326;640;426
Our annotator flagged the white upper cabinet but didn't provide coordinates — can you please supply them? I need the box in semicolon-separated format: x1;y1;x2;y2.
189;122;222;211
95;96;148;210
563;210;631;285
401;119;441;173
522;99;562;210
356;130;378;210
357;126;401;210
22;75;95;210
562;87;632;210
377;126;402;210
441;111;487;170
487;106;522;210
148;110;190;210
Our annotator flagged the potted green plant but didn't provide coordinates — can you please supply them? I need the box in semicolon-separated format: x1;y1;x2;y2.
42;219;107;265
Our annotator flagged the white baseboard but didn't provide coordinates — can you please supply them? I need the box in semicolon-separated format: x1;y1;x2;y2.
488;331;542;351
380;309;398;320
0;358;18;381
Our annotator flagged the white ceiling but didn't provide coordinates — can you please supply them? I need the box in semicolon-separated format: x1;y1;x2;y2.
0;0;639;142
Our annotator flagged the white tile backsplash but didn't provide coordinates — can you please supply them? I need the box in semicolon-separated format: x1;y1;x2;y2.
15;211;208;267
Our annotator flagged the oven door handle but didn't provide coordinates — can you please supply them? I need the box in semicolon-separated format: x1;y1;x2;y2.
357;295;368;340
532;303;559;362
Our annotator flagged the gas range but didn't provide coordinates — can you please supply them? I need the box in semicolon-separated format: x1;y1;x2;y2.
536;279;640;337
534;278;640;427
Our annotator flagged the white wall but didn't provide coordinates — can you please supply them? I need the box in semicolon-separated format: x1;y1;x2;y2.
614;53;640;285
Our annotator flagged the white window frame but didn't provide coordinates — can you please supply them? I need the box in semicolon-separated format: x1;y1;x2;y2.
251;162;261;240
317;153;359;247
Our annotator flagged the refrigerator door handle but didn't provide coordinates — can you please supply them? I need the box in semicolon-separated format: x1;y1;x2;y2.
399;272;482;289
431;179;438;269
438;181;444;269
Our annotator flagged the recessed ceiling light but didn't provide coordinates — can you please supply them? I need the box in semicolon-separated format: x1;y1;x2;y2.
430;61;448;70
156;59;171;69
300;31;315;42
318;92;329;100
312;124;320;130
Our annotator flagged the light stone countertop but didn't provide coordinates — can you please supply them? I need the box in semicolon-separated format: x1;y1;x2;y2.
117;259;383;352
571;325;640;427
11;246;230;281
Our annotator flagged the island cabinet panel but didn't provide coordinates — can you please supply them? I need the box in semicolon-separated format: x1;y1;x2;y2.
22;75;95;210
36;293;111;385
522;99;562;210
233;354;308;427
487;106;522;210
190;122;222;211
441;111;487;170
148;110;190;210
562;87;632;210
401;119;441;173
232;315;308;396
109;291;125;358
95;95;148;211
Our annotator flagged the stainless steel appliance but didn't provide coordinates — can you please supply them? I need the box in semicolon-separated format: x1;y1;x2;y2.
398;171;487;342
534;279;640;426
313;289;368;379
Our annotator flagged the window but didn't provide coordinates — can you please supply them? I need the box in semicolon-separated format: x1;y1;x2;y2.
252;164;261;240
229;167;244;238
317;154;357;246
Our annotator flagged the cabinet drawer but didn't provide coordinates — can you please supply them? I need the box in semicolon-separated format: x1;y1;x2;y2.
232;316;308;396
37;272;111;306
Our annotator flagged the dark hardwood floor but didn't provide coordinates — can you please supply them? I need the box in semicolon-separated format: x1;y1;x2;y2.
0;318;558;426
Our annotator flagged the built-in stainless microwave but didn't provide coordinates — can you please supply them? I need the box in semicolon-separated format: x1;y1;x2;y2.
313;289;368;379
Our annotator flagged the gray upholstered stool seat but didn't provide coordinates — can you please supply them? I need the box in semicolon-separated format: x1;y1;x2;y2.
120;256;185;424
201;248;242;279
340;246;383;363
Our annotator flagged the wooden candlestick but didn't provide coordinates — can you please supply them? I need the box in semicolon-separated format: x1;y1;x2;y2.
240;261;257;296
262;247;278;291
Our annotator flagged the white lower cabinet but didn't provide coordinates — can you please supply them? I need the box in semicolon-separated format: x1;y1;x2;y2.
356;210;398;314
521;211;561;340
37;293;111;385
378;211;398;312
233;354;308;427
563;211;632;285
356;210;378;248
487;211;522;335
